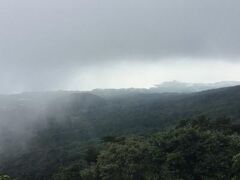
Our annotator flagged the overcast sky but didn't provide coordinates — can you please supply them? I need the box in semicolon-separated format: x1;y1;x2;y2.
0;0;240;93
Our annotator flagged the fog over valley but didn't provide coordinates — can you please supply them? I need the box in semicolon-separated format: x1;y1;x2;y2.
1;1;240;179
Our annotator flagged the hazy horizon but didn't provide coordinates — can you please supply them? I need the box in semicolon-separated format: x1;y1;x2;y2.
1;79;240;96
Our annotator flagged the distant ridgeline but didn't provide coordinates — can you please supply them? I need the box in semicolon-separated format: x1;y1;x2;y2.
0;85;240;179
91;80;240;98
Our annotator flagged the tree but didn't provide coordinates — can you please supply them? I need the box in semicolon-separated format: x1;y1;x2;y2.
86;117;240;180
97;137;155;180
232;153;240;180
84;146;99;164
0;174;10;180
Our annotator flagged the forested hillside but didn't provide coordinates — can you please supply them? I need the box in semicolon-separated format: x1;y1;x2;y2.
0;86;240;179
81;116;240;180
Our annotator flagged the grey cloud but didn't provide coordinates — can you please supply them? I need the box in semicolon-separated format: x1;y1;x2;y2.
0;0;240;93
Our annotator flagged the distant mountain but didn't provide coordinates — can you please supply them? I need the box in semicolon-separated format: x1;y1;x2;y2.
150;80;240;93
92;81;240;98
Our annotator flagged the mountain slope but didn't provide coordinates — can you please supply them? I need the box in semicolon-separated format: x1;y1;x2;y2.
1;85;240;179
87;85;240;135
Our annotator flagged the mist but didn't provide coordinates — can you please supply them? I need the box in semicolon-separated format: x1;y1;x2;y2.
1;0;240;160
1;0;240;178
67;59;240;91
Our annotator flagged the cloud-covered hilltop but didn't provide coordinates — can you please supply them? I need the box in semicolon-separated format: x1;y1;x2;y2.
92;81;240;97
150;81;240;93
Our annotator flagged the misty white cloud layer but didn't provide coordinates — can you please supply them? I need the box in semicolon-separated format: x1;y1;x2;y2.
0;0;240;93
67;59;240;90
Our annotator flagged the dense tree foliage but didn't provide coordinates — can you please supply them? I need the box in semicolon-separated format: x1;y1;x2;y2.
0;86;240;179
80;116;240;180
